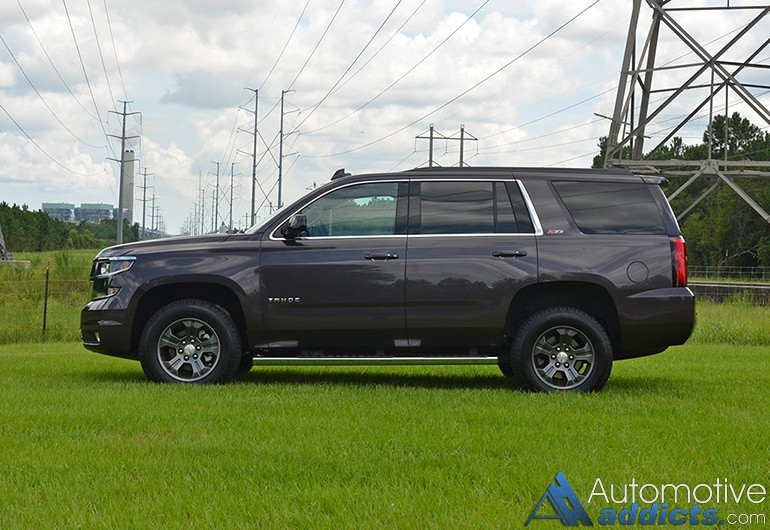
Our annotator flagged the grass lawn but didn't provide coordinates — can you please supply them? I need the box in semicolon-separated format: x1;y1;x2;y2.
0;342;768;528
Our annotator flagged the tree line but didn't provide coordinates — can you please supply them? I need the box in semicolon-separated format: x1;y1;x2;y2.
594;113;770;268
0;202;139;254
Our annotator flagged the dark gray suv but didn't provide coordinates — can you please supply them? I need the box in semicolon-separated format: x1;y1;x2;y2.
81;167;695;391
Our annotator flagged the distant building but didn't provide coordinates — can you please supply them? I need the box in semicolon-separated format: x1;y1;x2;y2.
42;203;76;222
77;203;114;223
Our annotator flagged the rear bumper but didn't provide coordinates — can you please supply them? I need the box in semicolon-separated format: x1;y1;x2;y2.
615;287;695;359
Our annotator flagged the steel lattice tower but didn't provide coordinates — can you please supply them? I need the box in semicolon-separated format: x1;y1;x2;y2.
604;0;770;225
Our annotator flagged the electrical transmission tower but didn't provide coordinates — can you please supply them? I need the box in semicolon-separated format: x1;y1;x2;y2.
604;0;770;225
0;223;12;260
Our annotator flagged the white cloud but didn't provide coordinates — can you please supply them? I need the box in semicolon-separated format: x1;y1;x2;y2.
1;0;768;234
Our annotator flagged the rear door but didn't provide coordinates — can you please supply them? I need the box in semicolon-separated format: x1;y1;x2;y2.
404;178;539;353
260;180;408;353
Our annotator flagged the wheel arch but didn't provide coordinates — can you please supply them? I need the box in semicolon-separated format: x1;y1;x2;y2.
130;281;249;355
504;281;620;351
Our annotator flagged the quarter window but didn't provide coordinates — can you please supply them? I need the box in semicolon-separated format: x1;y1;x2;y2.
553;181;666;235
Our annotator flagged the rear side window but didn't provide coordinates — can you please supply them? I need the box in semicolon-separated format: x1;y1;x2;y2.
415;181;534;235
552;181;666;235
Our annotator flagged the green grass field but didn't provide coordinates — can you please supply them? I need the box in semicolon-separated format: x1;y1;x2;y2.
0;341;767;528
1;250;768;527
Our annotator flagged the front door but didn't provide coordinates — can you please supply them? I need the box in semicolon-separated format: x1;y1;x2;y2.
260;181;408;354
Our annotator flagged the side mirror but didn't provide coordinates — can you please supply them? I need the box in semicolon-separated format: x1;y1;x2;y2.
280;214;308;239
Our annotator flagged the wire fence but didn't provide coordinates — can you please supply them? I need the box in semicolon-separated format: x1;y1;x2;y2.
689;266;770;305
690;266;770;283
0;261;89;344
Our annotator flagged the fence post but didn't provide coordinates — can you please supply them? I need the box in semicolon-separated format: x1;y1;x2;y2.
42;259;50;336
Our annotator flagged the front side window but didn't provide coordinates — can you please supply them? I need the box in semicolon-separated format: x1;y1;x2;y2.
300;182;400;237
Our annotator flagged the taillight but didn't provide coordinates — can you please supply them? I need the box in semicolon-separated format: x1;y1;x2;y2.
670;236;688;287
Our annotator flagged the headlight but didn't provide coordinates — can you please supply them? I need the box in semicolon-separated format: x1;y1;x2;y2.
89;256;136;299
94;257;135;277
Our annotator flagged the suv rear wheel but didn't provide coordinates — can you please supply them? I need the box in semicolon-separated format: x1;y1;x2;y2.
139;299;242;384
509;307;612;392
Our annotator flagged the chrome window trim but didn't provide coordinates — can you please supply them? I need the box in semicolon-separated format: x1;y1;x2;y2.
268;177;544;240
514;179;544;236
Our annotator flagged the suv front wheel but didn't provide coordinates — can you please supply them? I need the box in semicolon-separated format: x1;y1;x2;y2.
139;299;242;384
508;307;612;392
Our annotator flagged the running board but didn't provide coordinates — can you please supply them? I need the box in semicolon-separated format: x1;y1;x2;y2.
250;356;499;366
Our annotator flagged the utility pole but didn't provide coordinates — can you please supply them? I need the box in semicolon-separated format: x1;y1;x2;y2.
245;87;258;225
197;170;205;235
229;162;238;232
278;89;295;210
211;189;216;233
416;124;476;167
137;167;154;239
210;161;220;231
416;124;444;167
451;125;478;167
108;100;140;244
150;194;157;235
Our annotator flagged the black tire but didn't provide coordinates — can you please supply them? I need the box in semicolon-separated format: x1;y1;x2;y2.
509;307;612;392
497;358;514;378
139;299;242;384
238;355;254;375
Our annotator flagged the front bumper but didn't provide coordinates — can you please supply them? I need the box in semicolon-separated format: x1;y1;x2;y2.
80;299;137;360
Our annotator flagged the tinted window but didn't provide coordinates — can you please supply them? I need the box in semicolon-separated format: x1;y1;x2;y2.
505;182;535;233
553;181;666;235
301;182;399;236
416;181;533;234
419;182;494;234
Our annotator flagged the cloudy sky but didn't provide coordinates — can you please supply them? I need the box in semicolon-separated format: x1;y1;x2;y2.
1;0;768;235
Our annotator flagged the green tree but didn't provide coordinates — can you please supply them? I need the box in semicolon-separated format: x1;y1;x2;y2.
595;113;770;266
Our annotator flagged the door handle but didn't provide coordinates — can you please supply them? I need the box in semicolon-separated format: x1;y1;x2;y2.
492;250;527;258
364;252;399;261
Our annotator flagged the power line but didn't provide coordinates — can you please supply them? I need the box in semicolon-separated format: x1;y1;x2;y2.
287;0;347;91
259;0;310;91
300;0;489;136
304;0;602;158
0;102;105;176
62;0;113;158
16;0;97;121
102;0;129;102
292;0;405;132
315;0;427;105
0;33;104;148
86;0;117;113
215;0;313;187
